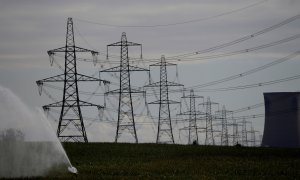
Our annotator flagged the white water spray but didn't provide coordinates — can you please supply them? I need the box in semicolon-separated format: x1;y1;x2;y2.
0;85;76;177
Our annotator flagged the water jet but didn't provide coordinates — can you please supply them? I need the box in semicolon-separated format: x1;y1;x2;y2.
0;85;74;178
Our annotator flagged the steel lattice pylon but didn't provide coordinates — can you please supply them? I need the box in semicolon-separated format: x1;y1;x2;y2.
101;32;148;143
36;17;109;142
199;97;218;145
145;55;183;144
216;105;233;146
240;118;251;146
231;117;239;145
249;126;259;147
178;89;204;144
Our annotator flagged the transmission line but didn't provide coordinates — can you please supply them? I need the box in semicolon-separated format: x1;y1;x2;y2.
193;73;300;92
65;13;300;66
144;51;300;96
74;0;267;28
167;33;300;63
169;13;300;59
185;50;300;89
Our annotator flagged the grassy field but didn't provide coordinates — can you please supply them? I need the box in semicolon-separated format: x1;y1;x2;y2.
35;143;300;179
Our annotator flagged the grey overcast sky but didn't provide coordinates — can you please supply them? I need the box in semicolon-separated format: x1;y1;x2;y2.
0;0;299;143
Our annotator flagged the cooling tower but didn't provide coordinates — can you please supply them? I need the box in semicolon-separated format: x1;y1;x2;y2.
262;92;300;148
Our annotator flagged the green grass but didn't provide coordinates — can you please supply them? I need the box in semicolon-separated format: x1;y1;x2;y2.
9;143;300;179
43;143;300;179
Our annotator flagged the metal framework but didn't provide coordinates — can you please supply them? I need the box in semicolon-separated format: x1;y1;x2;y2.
199;97;218;145
36;17;109;142
230;118;240;145
145;55;183;144
239;118;251;146
227;117;243;146
100;32;148;143
215;105;232;146
178;89;204;144
249;126;260;146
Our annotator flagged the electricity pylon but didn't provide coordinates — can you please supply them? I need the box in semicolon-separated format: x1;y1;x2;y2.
215;105;232;146
199;97;218;145
100;32;148;143
178;89;204;144
248;126;260;147
239;118;251;146
145;55;183;144
36;17;109;142
228;117;239;145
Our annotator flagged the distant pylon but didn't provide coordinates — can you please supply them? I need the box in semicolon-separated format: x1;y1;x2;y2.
249;126;259;147
100;32;148;143
178;89;204;144
216;105;232;146
145;55;183;144
231;118;239;145
199;97;218;145
36;17;109;142
240;118;251;146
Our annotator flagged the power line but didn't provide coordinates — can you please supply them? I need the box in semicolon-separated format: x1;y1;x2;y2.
68;31;300;65
145;51;300;96
193;73;300;92
233;103;264;114
74;0;268;28
169;13;300;59
65;14;300;66
184;50;300;89
167;33;300;63
232;90;300;113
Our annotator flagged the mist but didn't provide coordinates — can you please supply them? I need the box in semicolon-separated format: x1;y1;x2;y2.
0;85;71;178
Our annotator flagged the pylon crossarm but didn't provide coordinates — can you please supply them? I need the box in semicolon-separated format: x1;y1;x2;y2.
37;74;65;83
165;81;184;87
144;81;160;87
180;126;206;131
144;81;183;87
107;42;122;46
48;47;65;53
130;88;146;93
77;74;110;84
125;41;142;46
181;95;204;99
43;101;63;108
100;66;121;72
78;100;104;109
150;61;177;67
178;111;206;116
127;65;149;71
148;100;180;104
42;101;63;117
199;101;219;106
42;100;103;109
104;89;120;95
107;41;141;47
48;46;98;54
105;88;145;95
74;46;98;53
100;65;148;73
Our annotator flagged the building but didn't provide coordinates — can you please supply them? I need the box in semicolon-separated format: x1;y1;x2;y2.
262;92;300;148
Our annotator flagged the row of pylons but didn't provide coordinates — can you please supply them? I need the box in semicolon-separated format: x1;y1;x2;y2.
37;17;261;146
